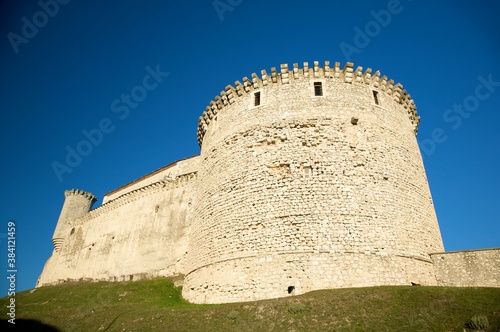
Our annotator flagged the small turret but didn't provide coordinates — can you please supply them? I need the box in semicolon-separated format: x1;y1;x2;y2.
52;189;96;251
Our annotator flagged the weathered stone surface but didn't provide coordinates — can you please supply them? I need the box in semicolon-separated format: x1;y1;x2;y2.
431;249;500;287
38;157;199;286
38;61;499;304
185;61;443;304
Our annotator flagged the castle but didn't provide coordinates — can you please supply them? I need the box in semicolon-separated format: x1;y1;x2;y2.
38;61;499;304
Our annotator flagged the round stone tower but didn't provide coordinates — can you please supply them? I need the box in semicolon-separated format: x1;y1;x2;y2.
52;189;96;251
183;61;444;304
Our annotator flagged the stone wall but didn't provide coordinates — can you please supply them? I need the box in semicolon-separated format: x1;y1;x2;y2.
37;161;198;286
52;189;96;252
183;61;444;303
38;60;498;304
431;249;500;287
183;253;438;303
103;155;199;204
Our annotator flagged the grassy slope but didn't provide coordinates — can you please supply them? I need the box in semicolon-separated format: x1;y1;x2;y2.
1;279;499;332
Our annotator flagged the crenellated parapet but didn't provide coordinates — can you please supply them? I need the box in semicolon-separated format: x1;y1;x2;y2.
64;189;97;203
39;171;197;287
76;172;197;225
197;61;420;146
52;189;97;252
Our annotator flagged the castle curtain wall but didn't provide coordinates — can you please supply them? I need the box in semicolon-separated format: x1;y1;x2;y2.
39;61;498;304
37;163;198;286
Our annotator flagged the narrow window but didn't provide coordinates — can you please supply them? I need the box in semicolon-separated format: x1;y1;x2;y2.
254;91;261;106
373;90;380;105
314;82;323;96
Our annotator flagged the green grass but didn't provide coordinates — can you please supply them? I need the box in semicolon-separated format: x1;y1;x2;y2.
1;279;499;331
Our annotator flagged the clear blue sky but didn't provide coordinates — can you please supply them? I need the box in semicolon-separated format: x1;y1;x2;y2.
0;0;499;294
